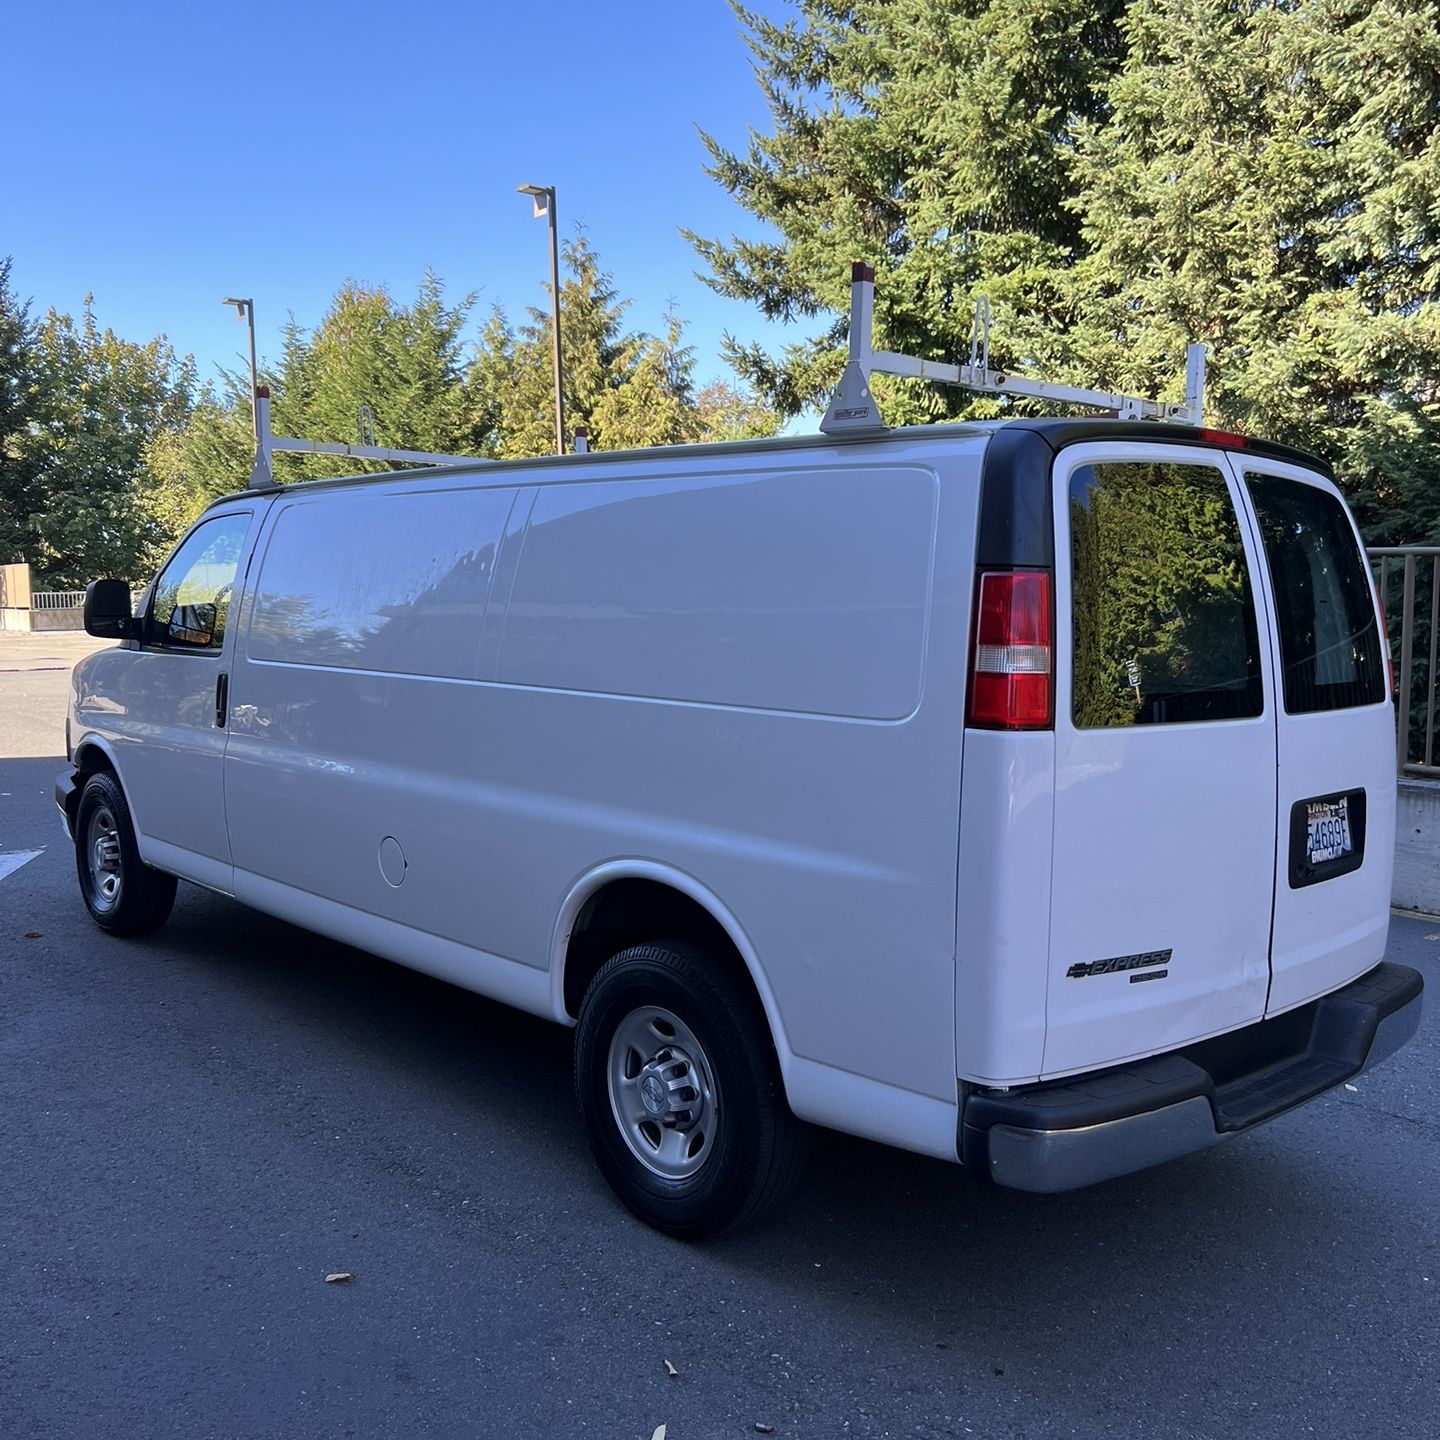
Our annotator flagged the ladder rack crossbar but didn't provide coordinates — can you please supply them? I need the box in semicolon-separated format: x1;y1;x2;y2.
270;437;485;467
821;263;1206;435
247;389;487;488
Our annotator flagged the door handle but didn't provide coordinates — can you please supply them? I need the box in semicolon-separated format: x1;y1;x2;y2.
215;671;229;728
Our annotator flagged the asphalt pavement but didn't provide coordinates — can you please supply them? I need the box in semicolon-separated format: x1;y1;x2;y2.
1;677;1437;1438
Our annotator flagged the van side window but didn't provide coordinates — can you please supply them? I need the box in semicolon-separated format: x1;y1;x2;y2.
1069;462;1264;728
148;513;251;651
1245;475;1386;714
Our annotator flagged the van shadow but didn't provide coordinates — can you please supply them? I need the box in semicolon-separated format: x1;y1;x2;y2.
151;884;1424;1408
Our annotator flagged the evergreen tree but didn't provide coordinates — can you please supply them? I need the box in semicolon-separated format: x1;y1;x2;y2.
471;231;636;456
693;0;1440;533
0;257;41;566
23;298;193;586
591;311;702;449
1053;0;1440;539
271;271;477;481
470;236;780;455
688;0;1128;422
694;379;783;442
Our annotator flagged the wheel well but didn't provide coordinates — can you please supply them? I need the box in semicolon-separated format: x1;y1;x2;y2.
562;878;759;1023
65;744;116;827
75;744;114;778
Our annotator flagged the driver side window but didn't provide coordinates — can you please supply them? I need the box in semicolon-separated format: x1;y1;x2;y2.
148;513;251;651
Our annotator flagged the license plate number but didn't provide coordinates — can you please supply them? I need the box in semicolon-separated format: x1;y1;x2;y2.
1306;798;1352;865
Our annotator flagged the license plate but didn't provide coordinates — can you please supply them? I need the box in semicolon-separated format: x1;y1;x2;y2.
1289;789;1366;888
1306;798;1352;865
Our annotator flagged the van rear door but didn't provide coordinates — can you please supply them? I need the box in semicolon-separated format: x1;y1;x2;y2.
1045;443;1278;1076
1234;459;1393;1014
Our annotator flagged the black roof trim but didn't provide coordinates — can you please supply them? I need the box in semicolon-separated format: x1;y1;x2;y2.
975;419;1333;571
1002;418;1334;478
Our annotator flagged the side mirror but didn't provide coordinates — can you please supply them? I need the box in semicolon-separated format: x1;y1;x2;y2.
84;579;138;640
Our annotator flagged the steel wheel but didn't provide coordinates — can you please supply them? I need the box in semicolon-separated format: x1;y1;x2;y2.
72;769;177;936
606;1004;718;1179
85;804;123;913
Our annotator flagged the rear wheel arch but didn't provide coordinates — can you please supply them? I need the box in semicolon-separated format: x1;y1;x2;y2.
551;863;792;1073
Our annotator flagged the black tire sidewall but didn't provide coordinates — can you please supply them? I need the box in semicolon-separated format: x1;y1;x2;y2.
575;945;780;1239
73;771;171;934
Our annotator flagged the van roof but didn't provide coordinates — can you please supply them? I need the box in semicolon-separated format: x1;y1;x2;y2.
204;417;1333;511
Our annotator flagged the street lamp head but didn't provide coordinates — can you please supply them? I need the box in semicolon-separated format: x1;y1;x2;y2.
516;183;552;219
222;297;251;319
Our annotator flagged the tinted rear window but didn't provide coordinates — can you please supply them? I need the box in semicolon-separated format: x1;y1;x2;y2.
1245;475;1385;714
1069;461;1265;728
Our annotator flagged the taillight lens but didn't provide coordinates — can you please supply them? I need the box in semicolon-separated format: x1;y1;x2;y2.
968;570;1053;729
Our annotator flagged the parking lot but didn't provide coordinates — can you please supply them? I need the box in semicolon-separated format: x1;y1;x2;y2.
1;641;1436;1439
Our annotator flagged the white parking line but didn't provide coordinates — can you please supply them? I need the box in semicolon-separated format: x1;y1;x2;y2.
0;849;44;882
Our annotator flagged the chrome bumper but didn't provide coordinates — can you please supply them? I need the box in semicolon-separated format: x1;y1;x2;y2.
961;961;1424;1194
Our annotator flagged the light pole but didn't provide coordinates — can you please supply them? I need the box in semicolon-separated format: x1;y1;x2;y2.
222;297;259;443
517;184;566;455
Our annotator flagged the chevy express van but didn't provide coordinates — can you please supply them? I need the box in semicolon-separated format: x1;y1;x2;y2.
60;419;1423;1236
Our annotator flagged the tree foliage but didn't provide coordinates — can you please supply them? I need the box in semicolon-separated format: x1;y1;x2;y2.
141;241;778;562
0;256;42;569
470;233;775;455
693;0;1440;533
6;293;193;587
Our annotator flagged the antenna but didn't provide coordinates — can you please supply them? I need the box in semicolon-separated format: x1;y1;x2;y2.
820;263;1206;435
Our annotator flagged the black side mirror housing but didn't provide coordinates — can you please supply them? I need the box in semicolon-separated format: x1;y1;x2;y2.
84;579;139;640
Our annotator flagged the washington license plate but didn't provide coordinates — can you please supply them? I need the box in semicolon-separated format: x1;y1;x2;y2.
1290;789;1365;888
1306;797;1353;865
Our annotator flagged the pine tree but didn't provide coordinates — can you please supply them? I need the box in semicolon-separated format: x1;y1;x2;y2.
1052;0;1440;537
470;235;780;455
687;0;1128;421
693;0;1440;533
471;231;636;456
24;298;193;586
0;256;41;566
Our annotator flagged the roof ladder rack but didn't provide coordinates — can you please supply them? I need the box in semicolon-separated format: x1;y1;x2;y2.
820;263;1206;436
247;388;489;489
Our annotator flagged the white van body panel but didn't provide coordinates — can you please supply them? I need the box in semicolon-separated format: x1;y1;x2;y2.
954;729;1054;1084
1227;455;1395;1014
1043;443;1279;1076
70;501;263;895
63;421;1415;1185
215;437;983;1136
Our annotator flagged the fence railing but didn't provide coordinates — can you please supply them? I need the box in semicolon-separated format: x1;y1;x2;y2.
1369;547;1440;778
31;590;87;610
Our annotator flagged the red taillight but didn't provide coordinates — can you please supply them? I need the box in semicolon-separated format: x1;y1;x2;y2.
968;570;1053;729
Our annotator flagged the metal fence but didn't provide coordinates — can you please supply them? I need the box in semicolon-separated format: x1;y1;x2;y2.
1369;547;1440;778
31;590;87;610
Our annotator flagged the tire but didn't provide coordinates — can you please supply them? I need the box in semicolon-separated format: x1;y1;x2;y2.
574;940;808;1238
73;770;178;936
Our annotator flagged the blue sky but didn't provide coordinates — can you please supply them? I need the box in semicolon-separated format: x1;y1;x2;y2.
3;0;797;395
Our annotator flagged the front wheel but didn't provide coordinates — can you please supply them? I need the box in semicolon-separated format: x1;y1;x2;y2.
73;770;177;936
574;940;807;1238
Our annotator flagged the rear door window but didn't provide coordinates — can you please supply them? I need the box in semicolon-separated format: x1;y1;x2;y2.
1069;460;1265;728
1245;474;1385;714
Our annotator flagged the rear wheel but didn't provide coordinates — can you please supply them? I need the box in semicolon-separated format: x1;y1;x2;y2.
74;770;177;936
574;940;807;1238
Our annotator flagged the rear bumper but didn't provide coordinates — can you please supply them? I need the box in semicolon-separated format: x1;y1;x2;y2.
960;961;1423;1193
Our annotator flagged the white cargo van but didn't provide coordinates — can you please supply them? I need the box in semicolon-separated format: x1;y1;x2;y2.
60;416;1422;1236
